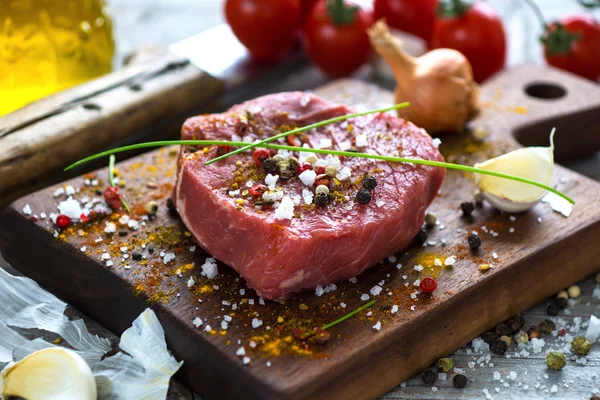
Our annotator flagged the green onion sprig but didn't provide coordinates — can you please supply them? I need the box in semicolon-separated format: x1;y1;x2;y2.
300;299;376;340
66;140;574;204
203;102;411;166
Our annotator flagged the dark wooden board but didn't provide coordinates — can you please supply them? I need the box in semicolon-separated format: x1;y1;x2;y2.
2;65;600;400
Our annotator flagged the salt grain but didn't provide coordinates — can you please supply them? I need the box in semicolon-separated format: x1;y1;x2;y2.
372;321;381;331
370;285;383;296
22;204;32;215
193;317;203;327
252;318;263;329
298;170;316;186
360;294;370;301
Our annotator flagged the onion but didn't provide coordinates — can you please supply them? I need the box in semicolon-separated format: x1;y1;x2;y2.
474;129;556;213
368;20;479;135
0;347;96;400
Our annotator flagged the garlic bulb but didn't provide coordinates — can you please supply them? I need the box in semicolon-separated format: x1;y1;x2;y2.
0;347;96;400
368;20;480;135
474;130;555;212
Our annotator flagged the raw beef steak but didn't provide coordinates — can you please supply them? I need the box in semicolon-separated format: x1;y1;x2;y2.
174;92;445;300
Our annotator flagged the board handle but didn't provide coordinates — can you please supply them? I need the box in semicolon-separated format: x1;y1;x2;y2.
482;65;600;162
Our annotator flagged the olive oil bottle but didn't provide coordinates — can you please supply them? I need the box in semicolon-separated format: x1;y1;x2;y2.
0;0;115;116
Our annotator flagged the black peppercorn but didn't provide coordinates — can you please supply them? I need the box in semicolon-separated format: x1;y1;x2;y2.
147;245;154;254
362;175;378;190
460;201;475;216
453;374;468;389
491;338;508;355
415;227;428;244
422;369;437;385
556;297;568;309
166;198;176;211
506;315;525;334
132;251;143;261
262;158;278;174
356;189;372;204
315;193;328;207
546;302;560;316
494;323;512;337
118;230;128;237
482;331;498;346
468;233;481;250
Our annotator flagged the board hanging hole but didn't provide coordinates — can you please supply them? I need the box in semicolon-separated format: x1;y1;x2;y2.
524;83;566;100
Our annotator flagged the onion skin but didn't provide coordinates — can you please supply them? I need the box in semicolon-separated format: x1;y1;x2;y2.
368;20;480;135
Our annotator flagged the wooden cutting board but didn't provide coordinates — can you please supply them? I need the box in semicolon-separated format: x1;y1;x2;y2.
1;65;600;400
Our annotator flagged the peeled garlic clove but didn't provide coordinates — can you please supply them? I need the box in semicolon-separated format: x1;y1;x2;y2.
474;130;555;212
1;347;96;400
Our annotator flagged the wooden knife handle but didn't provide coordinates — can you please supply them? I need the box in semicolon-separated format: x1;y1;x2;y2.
0;52;224;203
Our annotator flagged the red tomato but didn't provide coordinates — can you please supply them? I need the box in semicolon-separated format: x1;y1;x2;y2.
373;0;438;44
225;0;302;61
431;2;506;83
303;0;374;77
543;15;600;81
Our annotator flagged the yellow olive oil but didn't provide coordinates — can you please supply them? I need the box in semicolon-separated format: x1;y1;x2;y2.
0;0;115;116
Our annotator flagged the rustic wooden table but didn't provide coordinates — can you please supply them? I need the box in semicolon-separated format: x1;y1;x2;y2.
1;0;599;399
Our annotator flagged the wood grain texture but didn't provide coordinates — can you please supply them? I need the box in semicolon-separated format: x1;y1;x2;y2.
0;54;223;204
1;65;600;400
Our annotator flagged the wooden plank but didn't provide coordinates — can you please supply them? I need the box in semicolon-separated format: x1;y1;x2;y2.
1;65;600;400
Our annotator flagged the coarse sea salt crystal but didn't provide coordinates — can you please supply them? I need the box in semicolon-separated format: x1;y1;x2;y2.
302;188;314;205
265;174;279;189
58;197;84;219
592;287;600;300
355;134;368;147
252;318;263;329
372;321;381;331
349;277;358;283
65;185;76;196
370;285;382;296
205;325;212;332
315;285;325;297
336;167;351;181
360;293;370;301
274;196;295;221
201;257;218;279
585;315;600;342
414;265;423;272
444;256;456;266
472;337;490;352
243;357;251;365
376;199;385;208
493;371;501;380
550;385;558;393
319;138;332;148
193;317;203;327
299;170;317;186
187;277;195;288
163;252;176;264
391;305;399;314
236;347;245;356
509;371;517;380
22;204;32;215
432;138;442;148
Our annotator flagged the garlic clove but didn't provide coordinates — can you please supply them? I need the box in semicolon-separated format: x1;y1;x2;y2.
474;130;555;212
1;347;96;400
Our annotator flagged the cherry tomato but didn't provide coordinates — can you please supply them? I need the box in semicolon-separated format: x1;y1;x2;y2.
225;0;302;61
373;0;438;44
543;15;600;81
303;0;374;77
431;1;506;83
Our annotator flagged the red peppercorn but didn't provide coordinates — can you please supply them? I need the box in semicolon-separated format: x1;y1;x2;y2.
252;148;270;166
558;328;566;337
420;277;437;293
249;184;267;197
296;162;313;174
56;214;71;228
316;166;326;175
79;213;89;222
28;215;39;222
315;174;331;187
103;186;123;210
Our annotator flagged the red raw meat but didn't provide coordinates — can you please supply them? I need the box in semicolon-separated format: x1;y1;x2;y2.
174;92;445;300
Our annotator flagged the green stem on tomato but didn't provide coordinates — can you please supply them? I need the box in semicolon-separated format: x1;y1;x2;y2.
65;140;575;205
204;102;410;166
327;0;359;26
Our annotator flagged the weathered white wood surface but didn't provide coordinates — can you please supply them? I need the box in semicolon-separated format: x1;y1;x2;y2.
1;0;599;399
